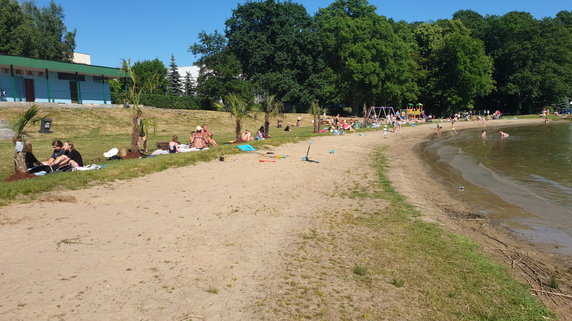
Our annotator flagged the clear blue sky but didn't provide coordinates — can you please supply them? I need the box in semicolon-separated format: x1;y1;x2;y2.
35;0;570;68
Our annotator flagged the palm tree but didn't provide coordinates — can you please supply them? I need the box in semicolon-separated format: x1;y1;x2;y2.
218;93;258;142
260;95;283;138
308;101;325;133
121;59;159;152
10;105;40;173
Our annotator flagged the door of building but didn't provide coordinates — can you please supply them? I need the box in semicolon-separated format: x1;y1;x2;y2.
24;79;35;102
69;81;79;103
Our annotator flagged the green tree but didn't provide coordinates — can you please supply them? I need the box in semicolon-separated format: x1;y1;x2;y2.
190;31;253;103
121;59;159;153
315;0;419;114
167;54;182;96
183;71;194;96
479;12;572;114
0;0;75;61
224;0;327;104
131;59;168;94
259;95;283;138
308;101;325;133
217;93;259;142
414;20;494;114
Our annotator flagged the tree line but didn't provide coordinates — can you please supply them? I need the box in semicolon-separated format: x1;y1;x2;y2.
0;0;76;62
1;0;570;116
190;0;572;116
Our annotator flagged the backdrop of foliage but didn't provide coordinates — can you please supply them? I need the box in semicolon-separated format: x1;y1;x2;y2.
189;0;571;116
0;0;76;61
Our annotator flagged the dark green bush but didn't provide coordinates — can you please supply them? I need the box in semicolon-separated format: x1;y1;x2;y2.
111;93;200;110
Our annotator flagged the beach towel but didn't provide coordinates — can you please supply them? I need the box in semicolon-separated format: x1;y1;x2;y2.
237;144;255;151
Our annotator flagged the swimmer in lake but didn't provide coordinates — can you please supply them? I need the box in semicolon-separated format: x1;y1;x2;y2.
499;131;509;138
481;130;487;138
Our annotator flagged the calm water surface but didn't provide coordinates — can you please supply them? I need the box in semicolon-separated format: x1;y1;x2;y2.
421;121;572;259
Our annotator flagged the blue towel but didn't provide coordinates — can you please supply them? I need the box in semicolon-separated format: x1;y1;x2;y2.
237;144;255;151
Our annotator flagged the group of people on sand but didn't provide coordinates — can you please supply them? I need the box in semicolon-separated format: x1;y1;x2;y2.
25;140;84;173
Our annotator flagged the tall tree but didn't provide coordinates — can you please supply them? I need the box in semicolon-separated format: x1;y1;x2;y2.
479;11;572;114
414;20;494;114
0;0;75;61
184;71;194;96
190;30;253;102
167;54;183;96
224;0;327;104
315;0;419;114
131;59;168;94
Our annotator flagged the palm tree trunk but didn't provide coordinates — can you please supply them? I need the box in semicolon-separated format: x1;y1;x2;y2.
131;116;140;152
235;119;242;142
264;113;270;138
313;115;319;133
14;152;27;174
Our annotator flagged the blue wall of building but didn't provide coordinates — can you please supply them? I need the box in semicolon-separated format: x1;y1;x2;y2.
0;71;111;104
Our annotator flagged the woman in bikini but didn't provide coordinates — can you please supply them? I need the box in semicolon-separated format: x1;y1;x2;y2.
190;126;208;149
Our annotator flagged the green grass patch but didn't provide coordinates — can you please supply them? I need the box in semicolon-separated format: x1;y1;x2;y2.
0;107;346;203
356;147;553;320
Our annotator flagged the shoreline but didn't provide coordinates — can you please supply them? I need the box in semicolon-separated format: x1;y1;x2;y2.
384;118;572;318
0;117;570;320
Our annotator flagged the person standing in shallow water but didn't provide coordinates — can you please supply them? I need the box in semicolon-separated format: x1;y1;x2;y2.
481;130;487;138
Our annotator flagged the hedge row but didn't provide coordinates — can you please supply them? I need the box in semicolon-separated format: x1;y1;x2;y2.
111;93;200;110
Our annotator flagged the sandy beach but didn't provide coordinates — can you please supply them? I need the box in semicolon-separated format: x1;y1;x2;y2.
0;118;570;320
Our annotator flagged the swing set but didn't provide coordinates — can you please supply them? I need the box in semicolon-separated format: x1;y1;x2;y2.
365;106;396;126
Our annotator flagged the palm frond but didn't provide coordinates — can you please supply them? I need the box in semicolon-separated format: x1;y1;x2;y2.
9;105;40;141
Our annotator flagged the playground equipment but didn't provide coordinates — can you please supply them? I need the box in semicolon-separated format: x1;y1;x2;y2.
403;103;424;120
365;106;396;126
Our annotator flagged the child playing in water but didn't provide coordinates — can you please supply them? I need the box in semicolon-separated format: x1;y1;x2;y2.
499;131;509;138
481;130;487;138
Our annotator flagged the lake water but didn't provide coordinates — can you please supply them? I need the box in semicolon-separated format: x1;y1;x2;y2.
421;121;572;259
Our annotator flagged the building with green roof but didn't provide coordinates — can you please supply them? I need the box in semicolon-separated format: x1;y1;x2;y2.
0;54;122;105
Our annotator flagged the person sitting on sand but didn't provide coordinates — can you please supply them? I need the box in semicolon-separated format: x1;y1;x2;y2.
51;141;83;169
499;131;509;138
201;124;218;147
169;136;179;153
277;119;283;128
190;126;208;149
284;124;291;132
43;140;65;165
241;130;254;142
23;142;42;170
256;126;265;140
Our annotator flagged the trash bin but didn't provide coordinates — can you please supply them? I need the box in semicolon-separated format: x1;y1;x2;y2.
39;118;52;133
